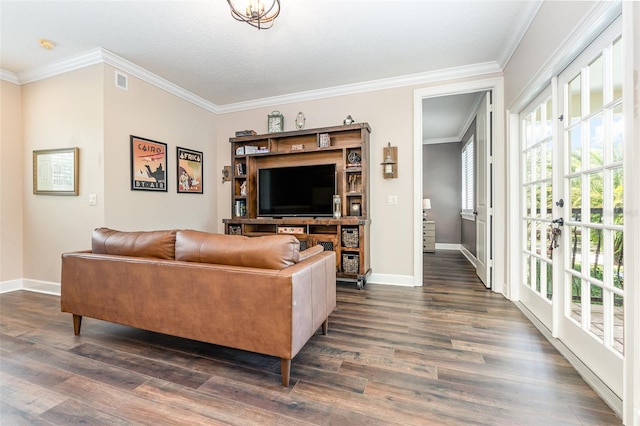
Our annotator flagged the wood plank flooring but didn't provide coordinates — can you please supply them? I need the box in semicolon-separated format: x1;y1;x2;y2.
1;250;620;425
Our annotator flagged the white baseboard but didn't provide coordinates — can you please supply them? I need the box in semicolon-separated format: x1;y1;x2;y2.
515;301;623;418
460;246;477;268
435;243;461;250
0;279;61;296
367;272;416;287
0;279;23;294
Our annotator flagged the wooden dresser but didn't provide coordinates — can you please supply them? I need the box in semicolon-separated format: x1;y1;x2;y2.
422;220;435;253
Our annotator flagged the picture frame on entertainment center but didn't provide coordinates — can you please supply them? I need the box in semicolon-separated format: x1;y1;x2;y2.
130;135;167;191
177;147;203;194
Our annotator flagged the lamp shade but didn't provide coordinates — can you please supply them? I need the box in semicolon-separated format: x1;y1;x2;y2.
422;198;432;209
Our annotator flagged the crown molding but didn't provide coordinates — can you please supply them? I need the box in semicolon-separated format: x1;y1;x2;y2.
422;137;461;145
508;0;622;112
497;0;543;69
217;61;503;113
6;46;502;115
7;48;220;113
16;49;103;84
0;69;19;84
99;49;220;114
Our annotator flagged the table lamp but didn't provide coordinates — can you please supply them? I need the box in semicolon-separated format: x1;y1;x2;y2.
422;198;431;220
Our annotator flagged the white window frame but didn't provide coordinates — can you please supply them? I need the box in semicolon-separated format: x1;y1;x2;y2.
461;135;475;220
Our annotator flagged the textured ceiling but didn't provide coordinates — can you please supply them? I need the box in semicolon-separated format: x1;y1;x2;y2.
1;1;539;141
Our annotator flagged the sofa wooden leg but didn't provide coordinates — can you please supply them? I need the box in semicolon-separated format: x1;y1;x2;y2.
280;358;291;387
72;314;82;335
322;318;328;335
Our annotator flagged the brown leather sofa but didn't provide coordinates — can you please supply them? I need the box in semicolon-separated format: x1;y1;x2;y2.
61;228;336;386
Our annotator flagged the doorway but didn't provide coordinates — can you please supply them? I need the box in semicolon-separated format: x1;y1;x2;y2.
415;80;501;291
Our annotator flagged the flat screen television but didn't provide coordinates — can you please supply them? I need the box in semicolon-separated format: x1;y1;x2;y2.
258;164;336;217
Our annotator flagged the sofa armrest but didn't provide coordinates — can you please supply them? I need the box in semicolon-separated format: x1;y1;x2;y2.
298;244;324;262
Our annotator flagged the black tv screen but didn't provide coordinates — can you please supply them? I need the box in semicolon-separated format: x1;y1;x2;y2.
258;164;336;217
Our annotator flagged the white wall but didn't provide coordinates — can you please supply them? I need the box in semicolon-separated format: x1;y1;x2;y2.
0;80;24;284
504;1;596;106
15;63;219;285
8;64;503;287
21;65;105;284
103;64;217;232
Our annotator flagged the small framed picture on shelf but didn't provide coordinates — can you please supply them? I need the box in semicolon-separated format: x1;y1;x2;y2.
350;202;361;216
236;162;245;175
319;133;330;148
268;110;284;133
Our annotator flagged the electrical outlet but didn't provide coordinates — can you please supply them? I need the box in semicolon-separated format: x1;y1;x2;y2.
387;195;398;205
89;194;97;206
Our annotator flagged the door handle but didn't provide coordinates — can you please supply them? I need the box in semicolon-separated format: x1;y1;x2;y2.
552;217;564;227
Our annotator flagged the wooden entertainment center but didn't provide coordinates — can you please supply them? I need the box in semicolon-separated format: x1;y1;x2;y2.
223;122;371;289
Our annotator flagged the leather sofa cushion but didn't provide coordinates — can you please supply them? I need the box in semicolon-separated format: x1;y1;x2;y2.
92;228;177;260
175;230;300;269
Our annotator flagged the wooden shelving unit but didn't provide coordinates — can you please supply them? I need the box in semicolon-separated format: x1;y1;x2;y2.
223;123;371;288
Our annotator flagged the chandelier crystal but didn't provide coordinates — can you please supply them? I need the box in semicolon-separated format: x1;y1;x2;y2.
227;0;281;30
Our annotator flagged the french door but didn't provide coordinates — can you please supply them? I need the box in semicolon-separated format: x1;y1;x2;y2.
520;87;555;332
520;18;624;396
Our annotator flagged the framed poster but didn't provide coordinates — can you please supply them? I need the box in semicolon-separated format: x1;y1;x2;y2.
130;135;167;191
177;147;203;194
33;147;79;195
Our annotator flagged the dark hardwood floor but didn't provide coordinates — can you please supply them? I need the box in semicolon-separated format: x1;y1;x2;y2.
1;250;620;425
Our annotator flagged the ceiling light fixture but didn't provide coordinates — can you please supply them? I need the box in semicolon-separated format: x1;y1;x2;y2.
227;0;280;30
39;39;56;50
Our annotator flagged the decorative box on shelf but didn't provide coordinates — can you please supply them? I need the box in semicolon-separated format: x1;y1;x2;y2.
342;254;359;274
228;225;242;235
342;228;359;247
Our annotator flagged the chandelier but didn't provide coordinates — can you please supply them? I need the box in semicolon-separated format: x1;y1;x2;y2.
227;0;281;30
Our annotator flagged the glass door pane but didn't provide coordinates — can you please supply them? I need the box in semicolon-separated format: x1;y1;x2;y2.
519;88;554;330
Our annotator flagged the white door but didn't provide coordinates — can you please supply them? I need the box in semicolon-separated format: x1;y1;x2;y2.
475;92;491;287
557;20;624;397
520;18;624;397
519;87;555;332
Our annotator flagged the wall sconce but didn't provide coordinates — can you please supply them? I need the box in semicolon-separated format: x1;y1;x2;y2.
422;198;431;220
380;142;397;179
222;166;231;183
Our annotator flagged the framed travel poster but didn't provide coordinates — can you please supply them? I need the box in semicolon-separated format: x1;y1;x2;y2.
130;135;167;191
177;147;203;194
